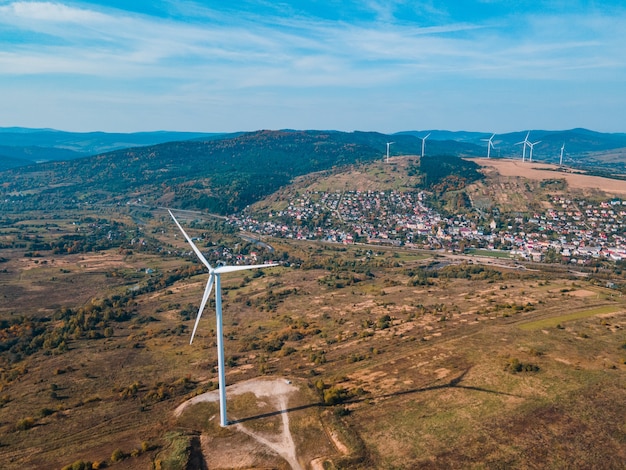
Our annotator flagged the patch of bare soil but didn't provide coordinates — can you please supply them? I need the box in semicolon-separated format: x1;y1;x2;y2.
568;289;596;297
176;378;304;469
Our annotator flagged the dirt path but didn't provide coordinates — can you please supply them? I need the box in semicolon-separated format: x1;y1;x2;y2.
174;378;303;470
235;394;302;470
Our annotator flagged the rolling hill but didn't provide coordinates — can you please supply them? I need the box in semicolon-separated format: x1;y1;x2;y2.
1;127;625;216
0;127;229;166
399;128;626;170
0;130;483;215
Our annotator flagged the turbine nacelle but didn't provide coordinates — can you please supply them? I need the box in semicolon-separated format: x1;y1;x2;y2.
169;210;278;343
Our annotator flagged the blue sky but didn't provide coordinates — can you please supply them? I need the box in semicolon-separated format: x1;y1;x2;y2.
1;1;625;133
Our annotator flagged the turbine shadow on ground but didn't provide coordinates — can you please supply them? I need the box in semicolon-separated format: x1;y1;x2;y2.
231;368;519;424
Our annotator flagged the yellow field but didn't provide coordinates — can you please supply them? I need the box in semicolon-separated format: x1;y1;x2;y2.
475;158;626;195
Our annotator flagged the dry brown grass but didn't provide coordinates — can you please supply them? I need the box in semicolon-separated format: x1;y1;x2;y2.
475;157;626;195
1;211;625;469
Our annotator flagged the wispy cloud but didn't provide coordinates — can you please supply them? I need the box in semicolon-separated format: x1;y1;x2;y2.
0;1;625;131
1;0;624;84
0;1;107;23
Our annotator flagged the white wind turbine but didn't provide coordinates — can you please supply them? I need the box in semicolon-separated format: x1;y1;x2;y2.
481;133;496;158
420;133;431;158
559;143;566;166
386;142;394;163
169;210;278;427
527;139;541;162
515;131;531;162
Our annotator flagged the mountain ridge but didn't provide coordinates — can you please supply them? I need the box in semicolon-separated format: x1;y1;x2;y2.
0;128;624;216
0;129;477;214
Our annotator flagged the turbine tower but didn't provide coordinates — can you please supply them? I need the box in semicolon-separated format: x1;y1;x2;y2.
420;133;431;158
169;210;278;427
515;131;531;162
559;143;565;166
481;133;496;158
527;139;541;162
386;142;394;163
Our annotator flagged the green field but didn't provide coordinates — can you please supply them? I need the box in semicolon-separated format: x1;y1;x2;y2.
518;305;622;330
466;248;513;258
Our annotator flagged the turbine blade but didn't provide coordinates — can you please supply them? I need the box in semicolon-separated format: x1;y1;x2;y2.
190;274;214;344
214;263;279;274
169;210;212;270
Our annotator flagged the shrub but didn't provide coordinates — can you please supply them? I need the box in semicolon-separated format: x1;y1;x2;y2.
504;357;539;374
38;407;55;418
323;386;349;405
376;315;391;330
15;417;35;431
63;460;92;470
110;448;125;462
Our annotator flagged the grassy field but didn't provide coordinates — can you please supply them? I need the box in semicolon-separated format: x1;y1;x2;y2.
0;203;625;469
519;305;623;331
465;248;512;259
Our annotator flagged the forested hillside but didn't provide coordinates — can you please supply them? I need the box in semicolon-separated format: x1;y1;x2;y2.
0;130;483;214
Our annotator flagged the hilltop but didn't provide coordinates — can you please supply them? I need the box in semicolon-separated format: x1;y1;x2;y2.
0;127;228;166
400;128;626;173
5;126;625;218
0;130;482;214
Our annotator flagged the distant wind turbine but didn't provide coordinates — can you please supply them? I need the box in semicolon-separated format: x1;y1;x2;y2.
386;142;394;163
515;131;531;162
420;133;431;158
169;210;278;427
559;143;566;166
527;139;541;162
481;133;496;158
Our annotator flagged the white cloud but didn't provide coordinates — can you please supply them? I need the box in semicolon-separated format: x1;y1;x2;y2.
0;1;109;23
1;1;626;132
1;0;624;84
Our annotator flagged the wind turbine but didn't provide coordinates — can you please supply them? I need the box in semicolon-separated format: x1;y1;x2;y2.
559;143;565;166
527;139;541;162
515;131;530;162
386;142;394;163
420;133;431;158
481;133;496;158
169;210;278;427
